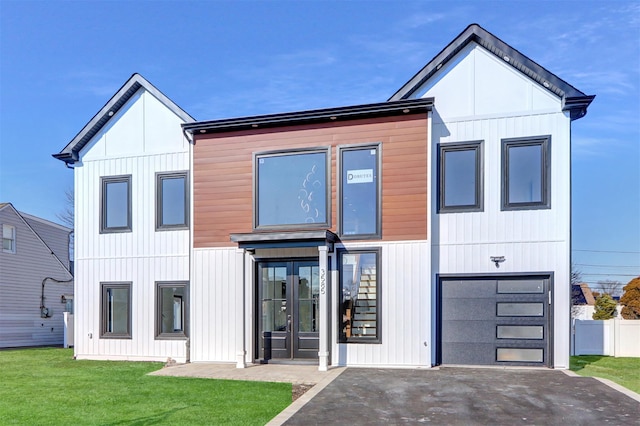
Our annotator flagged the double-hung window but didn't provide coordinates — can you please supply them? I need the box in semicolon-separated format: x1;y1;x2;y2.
100;175;132;233
100;282;131;338
156;172;189;230
438;141;483;213
502;136;550;210
156;282;188;339
2;224;16;253
339;249;381;343
255;148;329;229
339;144;381;238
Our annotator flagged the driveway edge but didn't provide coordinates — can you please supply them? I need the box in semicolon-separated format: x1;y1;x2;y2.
562;369;640;402
267;367;346;426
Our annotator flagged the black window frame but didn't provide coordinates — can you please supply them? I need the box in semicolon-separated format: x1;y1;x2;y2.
253;147;331;230
338;248;381;344
501;136;551;211
338;143;382;239
156;171;189;231
100;282;132;339
155;281;189;340
100;175;132;233
438;141;484;213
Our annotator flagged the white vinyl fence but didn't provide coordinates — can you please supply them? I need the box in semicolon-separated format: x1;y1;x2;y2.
63;312;74;348
573;319;640;357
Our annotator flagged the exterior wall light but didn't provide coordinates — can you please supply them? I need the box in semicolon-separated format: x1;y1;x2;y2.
490;256;505;268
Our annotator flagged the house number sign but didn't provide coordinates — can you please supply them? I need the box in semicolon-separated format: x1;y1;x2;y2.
320;268;326;295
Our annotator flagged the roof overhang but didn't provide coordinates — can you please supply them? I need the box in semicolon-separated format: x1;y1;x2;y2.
183;98;433;135
389;24;594;121
54;73;194;165
230;230;339;251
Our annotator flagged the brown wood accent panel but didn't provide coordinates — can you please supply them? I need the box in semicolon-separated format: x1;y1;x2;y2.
194;114;428;247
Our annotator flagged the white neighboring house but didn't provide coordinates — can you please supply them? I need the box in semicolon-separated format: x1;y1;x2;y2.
53;74;195;362
0;203;73;348
55;25;594;369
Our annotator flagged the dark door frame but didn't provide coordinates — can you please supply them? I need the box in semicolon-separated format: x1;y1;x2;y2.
435;272;554;367
256;258;320;361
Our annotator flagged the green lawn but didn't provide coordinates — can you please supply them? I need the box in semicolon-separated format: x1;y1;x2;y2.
570;355;640;394
0;348;291;425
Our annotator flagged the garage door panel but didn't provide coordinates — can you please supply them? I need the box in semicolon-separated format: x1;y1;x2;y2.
440;277;550;366
442;298;497;320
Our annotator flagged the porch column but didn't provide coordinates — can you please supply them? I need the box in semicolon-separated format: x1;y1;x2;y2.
235;248;246;368
318;245;330;371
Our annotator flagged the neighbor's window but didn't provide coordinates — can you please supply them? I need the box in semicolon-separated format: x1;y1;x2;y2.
339;249;380;343
339;144;380;238
156;282;188;339
2;224;16;253
502;136;550;210
255;149;329;228
101;282;131;338
100;175;132;233
156;172;188;230
439;141;483;213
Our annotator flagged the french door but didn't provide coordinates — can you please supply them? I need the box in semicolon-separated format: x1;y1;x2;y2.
257;260;320;360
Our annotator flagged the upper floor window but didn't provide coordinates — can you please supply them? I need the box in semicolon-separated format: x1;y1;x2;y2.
502;136;550;210
100;175;131;233
438;141;483;213
2;224;16;253
156;172;189;230
339;144;380;238
100;282;131;339
255;148;329;229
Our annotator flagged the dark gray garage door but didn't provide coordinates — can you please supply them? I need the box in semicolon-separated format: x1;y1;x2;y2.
439;277;551;366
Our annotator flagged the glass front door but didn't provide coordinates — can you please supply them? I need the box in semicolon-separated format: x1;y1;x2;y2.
258;260;320;360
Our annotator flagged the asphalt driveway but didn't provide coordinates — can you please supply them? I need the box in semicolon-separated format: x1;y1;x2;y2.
284;367;640;425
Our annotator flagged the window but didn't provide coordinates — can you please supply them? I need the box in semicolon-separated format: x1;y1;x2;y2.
100;282;131;338
339;144;380;238
339;249;380;343
156;172;189;230
438;141;483;212
100;175;132;233
502;136;550;210
156;282;188;339
2;224;16;253
255;148;329;228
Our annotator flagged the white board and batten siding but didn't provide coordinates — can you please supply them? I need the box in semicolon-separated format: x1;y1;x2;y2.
414;42;572;368
0;206;73;348
73;88;191;362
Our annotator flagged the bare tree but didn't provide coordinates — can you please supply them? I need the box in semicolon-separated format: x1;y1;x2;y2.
597;279;623;298
571;264;584;318
57;188;74;272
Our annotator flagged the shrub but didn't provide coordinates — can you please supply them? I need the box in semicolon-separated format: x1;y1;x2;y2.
620;276;640;320
592;293;618;320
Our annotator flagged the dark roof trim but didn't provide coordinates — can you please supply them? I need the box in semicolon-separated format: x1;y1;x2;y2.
183;98;433;135
389;24;594;121
230;230;339;250
53;73;195;165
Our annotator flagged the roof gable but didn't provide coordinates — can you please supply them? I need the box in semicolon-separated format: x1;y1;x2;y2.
389;24;594;120
53;73;194;165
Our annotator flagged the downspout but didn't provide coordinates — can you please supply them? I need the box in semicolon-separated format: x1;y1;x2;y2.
41;277;73;318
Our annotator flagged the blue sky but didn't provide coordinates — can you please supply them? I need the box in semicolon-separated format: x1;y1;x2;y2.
1;0;638;288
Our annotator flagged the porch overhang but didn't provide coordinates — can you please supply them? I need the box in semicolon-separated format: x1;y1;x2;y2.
230;230;338;251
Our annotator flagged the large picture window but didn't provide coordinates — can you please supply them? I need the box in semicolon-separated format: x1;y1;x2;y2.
339;249;380;343
438;141;483;213
156;282;188;339
100;282;131;338
100;175;132;233
502;136;550;210
156;172;189;230
255;149;329;228
339;144;380;238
